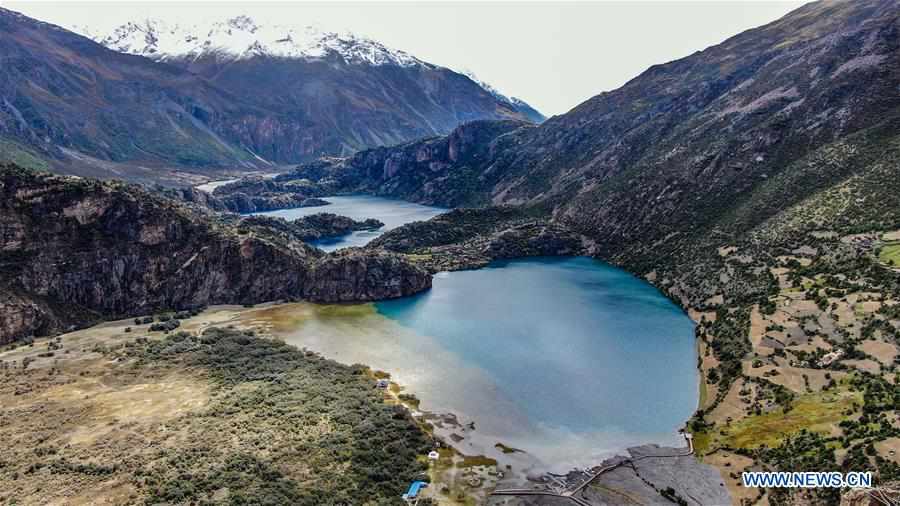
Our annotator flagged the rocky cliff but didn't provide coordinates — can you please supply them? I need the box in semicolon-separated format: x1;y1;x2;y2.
0;165;430;344
303;249;432;302
277;120;531;207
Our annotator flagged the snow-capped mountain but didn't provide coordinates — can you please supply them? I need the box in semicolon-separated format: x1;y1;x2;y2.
75;16;543;123
460;70;545;123
0;8;543;182
75;16;425;67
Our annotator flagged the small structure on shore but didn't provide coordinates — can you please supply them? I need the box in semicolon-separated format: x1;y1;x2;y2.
683;432;694;453
402;481;428;504
375;379;390;389
819;349;843;367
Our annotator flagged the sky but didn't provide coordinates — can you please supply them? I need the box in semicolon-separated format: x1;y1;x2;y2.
4;1;807;116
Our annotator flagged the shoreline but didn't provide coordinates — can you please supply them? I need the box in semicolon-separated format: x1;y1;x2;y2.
1;298;725;504
230;282;716;503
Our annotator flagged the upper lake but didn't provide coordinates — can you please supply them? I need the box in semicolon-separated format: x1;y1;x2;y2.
257;196;699;471
255;195;446;250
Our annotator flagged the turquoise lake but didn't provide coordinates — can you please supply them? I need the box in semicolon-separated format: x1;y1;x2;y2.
376;257;698;437
262;197;698;469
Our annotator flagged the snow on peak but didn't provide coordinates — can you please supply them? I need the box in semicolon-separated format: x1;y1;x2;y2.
460;69;529;108
74;16;426;67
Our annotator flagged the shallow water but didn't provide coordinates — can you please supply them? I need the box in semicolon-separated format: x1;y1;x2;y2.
255;195;446;250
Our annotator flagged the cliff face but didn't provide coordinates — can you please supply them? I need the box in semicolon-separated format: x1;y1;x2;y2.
278;120;531;207
0;165;430;344
303;249;433;302
0;291;58;343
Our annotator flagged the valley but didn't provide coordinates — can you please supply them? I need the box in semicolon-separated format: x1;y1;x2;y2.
0;191;720;505
2;0;900;504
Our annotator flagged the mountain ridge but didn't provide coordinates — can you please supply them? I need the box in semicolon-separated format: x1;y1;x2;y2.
77;15;547;125
76;16;428;66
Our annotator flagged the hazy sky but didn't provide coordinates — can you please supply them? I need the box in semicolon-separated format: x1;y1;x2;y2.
5;1;806;116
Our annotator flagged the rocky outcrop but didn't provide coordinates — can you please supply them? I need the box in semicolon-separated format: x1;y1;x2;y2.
286;214;383;241
218;193;327;214
209;177;329;213
0;290;59;344
159;186;230;212
303;249;431;302
238;214;384;242
0;165;430;344
369;207;587;272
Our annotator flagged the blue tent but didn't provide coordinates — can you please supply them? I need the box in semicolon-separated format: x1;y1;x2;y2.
402;481;428;500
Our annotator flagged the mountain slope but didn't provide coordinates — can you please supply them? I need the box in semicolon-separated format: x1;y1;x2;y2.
549;0;900;260
279;119;532;206
0;8;262;182
0;9;542;183
83;16;545;153
460;70;546;124
290;0;899;248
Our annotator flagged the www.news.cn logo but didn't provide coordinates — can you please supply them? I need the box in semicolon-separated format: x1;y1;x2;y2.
742;472;872;488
